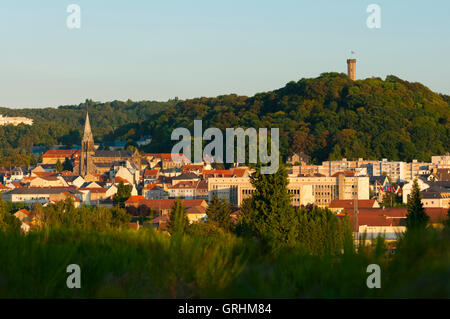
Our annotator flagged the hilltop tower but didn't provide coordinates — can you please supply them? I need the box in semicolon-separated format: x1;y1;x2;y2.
79;111;96;176
347;58;356;81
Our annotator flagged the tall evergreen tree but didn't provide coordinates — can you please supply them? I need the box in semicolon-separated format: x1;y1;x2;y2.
62;157;73;172
239;163;297;247
55;159;63;173
406;179;429;230
206;195;232;231
167;199;189;235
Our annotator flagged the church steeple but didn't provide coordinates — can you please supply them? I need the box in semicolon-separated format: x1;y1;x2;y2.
79;111;96;176
82;111;95;152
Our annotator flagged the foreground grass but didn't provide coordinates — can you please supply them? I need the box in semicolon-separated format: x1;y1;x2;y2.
0;227;449;298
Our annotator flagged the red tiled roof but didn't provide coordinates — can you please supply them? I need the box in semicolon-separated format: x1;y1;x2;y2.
424;208;449;223
143;169;159;176
114;176;129;184
125;195;146;204
203;170;234;178
15;209;30;216
143;184;159;190
137;199;206;210
33;172;56;178
339;207;449;229
329;199;378;209
231;168;247;177
43;150;79;158
186;206;207;215
147;153;188;162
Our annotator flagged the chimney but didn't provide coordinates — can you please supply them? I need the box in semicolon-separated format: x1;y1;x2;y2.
347;59;356;81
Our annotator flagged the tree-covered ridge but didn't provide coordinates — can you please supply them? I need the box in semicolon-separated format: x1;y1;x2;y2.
0;73;449;165
139;73;449;163
0;99;177;165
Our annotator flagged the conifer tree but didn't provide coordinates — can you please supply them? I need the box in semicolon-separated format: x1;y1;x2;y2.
63;157;73;172
206;195;232;231
167;199;189;235
240;162;297;247
406;179;429;230
55;159;63;173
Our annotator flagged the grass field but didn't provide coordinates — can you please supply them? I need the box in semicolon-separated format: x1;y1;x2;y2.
0;227;449;298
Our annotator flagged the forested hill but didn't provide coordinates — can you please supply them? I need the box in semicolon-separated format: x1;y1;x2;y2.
1;73;449;166
122;73;450;163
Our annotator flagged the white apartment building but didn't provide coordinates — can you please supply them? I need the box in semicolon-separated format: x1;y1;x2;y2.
368;159;406;183
208;174;369;207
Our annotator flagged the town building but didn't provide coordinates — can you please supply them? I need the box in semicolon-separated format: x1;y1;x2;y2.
74;112;141;177
208;173;370;207
0;114;33;126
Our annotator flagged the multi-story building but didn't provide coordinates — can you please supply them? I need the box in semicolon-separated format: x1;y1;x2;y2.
2;187;84;205
431;155;450;165
404;159;431;182
368;159;406;183
208;173;369;207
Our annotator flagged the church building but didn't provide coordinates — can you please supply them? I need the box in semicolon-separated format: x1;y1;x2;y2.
74;112;141;177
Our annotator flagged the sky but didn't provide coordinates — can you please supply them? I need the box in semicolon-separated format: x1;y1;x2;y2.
0;0;449;108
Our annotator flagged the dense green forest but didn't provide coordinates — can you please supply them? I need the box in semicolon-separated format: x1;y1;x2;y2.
1;73;449;166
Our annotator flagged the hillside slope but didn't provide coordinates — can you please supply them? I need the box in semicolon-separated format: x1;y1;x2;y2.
129;73;450;163
0;73;448;165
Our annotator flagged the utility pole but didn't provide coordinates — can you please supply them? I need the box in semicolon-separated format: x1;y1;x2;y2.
354;177;359;239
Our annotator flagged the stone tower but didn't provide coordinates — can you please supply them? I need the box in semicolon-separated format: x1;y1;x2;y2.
347;59;356;81
79;111;96;176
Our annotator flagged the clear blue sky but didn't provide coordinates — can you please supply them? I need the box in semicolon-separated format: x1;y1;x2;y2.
1;0;449;108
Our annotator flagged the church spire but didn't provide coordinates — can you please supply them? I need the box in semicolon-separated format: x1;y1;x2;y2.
84;111;92;138
82;111;95;152
79;111;96;176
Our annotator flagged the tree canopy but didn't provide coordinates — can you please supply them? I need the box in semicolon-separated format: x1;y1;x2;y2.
1;74;448;165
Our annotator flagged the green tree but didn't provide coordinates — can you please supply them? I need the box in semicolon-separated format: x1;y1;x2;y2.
113;181;131;208
167;199;189;235
239;163;297;248
111;207;131;228
0;197;21;233
406;179;429;230
63;157;73;172
55;159;63;173
382;187;402;208
444;207;450;230
206;195;232;231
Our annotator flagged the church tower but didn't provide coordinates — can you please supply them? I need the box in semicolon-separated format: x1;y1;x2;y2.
79;111;96;176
